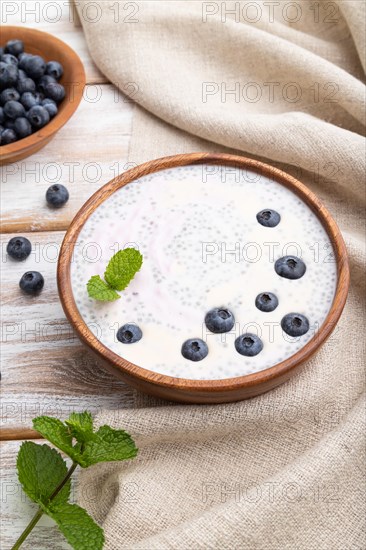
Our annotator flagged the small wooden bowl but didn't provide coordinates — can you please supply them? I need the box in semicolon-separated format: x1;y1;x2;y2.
0;26;85;165
58;153;350;403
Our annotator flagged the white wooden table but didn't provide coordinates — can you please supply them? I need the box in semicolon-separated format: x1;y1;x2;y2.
1;3;137;547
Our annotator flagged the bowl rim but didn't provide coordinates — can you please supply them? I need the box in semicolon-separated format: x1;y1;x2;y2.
0;26;86;159
57;152;350;394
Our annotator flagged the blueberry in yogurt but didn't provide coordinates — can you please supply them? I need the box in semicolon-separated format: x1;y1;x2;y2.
256;209;280;228
255;292;278;312
205;307;235;333
235;334;263;356
117;323;142;344
275;256;306;280
281;313;309;337
181;338;209;361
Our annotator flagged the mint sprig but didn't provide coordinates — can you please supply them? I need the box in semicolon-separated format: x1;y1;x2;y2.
87;248;143;302
12;411;138;550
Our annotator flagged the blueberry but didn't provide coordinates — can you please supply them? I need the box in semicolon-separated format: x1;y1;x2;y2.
0;62;18;89
45;61;63;80
0;107;3;124
4;119;16;131
117;323;142;344
37;74;56;94
235;334;263;356
281;313;309;337
0;87;20;104
22;55;46;79
181;338;208;361
1;128;17;144
27;105;49;129
255;292;279;312
18;52;33;71
1;54;18;66
44;81;65;103
45;184;69;207
33;91;44;103
205;307;235;333
16;77;36;94
4;100;25;119
19;271;44;294
14;117;32;139
7;236;32;261
21;92;39;110
42;100;58;118
256;209;281;228
5;40;24;57
18;69;27;80
0;48;3;57
275;256;306;280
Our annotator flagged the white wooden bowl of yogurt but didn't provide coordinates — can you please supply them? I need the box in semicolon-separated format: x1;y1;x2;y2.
57;153;349;403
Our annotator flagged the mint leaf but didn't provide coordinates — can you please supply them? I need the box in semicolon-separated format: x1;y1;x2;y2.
81;425;138;467
48;502;104;550
87;275;120;302
33;416;75;453
65;411;94;443
104;248;143;291
33;413;138;468
17;442;70;507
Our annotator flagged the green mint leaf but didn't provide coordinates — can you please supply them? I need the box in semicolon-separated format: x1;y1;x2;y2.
65;411;94;443
104;248;143;291
17;442;70;507
48;502;104;550
87;275;120;302
32;416;82;463
33;414;138;468
81;425;138;467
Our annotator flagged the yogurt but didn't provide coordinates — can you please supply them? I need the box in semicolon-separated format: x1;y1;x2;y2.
70;164;337;380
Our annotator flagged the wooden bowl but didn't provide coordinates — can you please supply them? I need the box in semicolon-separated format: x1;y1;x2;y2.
58;153;350;403
0;26;85;165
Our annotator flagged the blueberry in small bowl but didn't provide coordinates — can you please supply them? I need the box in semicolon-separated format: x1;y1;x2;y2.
0;27;85;165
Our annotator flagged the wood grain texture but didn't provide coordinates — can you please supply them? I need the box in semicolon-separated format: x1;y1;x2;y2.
58;153;350;404
0;440;74;549
1;232;137;432
0;26;86;165
1;85;133;233
1;0;105;83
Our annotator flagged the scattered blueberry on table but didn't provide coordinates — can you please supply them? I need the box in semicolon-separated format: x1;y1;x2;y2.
19;271;44;295
181;338;209;362
46;184;69;207
117;324;143;344
0;38;64;145
7;236;31;261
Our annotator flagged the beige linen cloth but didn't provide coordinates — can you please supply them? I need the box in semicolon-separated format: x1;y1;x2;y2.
74;1;366;548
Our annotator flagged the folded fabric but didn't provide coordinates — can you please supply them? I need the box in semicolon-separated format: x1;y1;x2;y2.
75;1;366;548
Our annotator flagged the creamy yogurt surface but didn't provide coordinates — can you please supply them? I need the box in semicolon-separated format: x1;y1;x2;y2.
71;164;337;380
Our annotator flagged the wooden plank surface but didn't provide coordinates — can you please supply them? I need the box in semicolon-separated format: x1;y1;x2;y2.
1;232;137;434
0;439;75;549
0;4;136;545
1;87;134;233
